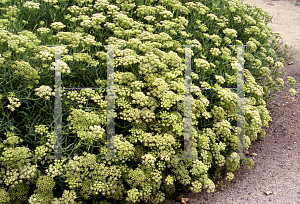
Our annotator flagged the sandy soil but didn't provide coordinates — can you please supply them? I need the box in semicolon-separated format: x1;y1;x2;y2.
161;0;300;203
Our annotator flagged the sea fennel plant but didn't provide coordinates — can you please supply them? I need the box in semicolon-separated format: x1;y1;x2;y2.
0;0;297;203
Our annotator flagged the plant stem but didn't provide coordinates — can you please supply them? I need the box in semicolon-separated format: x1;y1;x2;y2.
6;75;20;84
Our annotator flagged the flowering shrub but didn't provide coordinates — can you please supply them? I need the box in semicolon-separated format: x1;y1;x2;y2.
0;0;297;203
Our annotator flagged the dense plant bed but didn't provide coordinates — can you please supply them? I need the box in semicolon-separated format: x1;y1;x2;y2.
0;0;297;203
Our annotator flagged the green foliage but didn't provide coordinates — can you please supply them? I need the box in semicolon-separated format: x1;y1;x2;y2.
0;0;296;203
241;158;254;170
36;175;56;193
7;183;30;204
51;190;78;204
224;152;240;172
28;191;54;204
0;188;10;203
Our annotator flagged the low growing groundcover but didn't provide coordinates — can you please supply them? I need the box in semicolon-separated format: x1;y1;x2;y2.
0;0;297;203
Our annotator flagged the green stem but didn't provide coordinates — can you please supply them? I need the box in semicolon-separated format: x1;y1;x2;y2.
6;75;20;84
0;100;9;119
17;97;40;101
68;142;81;158
87;143;91;152
91;143;94;153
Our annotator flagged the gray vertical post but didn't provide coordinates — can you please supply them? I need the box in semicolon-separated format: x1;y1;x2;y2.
53;46;63;160
176;45;201;160
99;44;123;160
46;45;70;160
184;45;193;158
234;45;246;160
102;44;116;159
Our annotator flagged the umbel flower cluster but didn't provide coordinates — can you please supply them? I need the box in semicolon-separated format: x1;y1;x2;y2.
0;0;297;203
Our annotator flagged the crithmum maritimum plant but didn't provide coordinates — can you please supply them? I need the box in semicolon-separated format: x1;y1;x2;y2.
0;0;297;203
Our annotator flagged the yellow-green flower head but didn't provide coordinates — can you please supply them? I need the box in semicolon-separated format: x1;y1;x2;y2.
5;5;20;17
141;153;156;167
223;28;237;38
36;51;54;61
50;22;66;30
244;14;256;25
207;13;218;21
91;13;106;23
287;76;296;87
199;81;211;88
268;48;276;56
185;2;209;14
3;132;23;145
259;67;271;77
289;88;296;96
230;60;239;71
276;78;284;86
51;190;77;203
260;47;267;53
35;85;53;100
245;26;260;35
233;16;242;23
265;56;274;64
210;34;222;46
194;58;210;70
210;48;221;56
37;27;51;35
11;60;40;82
228;1;238;12
42;0;58;4
49;61;71;74
6;97;21;112
36;175;56;193
75;0;93;6
215;75;225;84
246;41;257;52
274;61;284;69
80;19;95;28
23;1;40;10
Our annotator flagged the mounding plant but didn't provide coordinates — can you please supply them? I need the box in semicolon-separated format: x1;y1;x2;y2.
0;0;297;203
